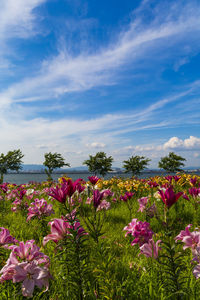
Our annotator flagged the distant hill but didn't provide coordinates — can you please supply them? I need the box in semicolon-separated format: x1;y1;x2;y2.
17;164;200;173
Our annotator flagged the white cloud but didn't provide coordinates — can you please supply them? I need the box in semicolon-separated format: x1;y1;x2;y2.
0;0;46;39
164;136;200;150
86;142;106;149
163;137;184;149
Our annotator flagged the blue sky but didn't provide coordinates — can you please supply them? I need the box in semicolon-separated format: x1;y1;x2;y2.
0;0;200;168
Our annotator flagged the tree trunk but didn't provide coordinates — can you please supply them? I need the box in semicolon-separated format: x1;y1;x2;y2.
0;173;4;184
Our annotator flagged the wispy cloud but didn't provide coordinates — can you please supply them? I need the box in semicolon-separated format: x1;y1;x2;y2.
1;0;200;104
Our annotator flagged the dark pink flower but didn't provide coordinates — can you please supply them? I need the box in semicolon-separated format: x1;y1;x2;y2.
93;190;104;209
88;176;100;185
158;186;183;209
147;181;159;188
188;188;200;198
120;192;134;202
190;177;198;187
124;218;153;246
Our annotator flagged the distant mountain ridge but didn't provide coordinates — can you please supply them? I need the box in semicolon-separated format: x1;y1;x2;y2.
20;164;200;172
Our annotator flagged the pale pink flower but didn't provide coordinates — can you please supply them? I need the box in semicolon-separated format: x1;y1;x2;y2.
43;218;71;246
193;264;200;279
139;239;161;259
137;197;149;212
43;218;87;246
27;198;54;221
13;261;50;298
96;200;111;211
0;227;17;248
175;225;200;250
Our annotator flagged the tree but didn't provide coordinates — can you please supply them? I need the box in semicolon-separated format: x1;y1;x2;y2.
123;155;151;176
0;149;24;183
158;152;186;173
83;152;113;177
43;152;70;181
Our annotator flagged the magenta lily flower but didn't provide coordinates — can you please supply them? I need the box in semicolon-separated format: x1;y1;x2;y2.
93;190;104;209
124;218;154;246
48;183;69;203
88;176;100;185
188;188;200;198
158;186;183;209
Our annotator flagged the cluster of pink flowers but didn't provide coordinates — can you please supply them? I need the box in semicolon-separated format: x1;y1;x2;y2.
0;240;51;298
43;217;88;246
27;198;55;221
86;189;111;211
175;224;200;279
124;218;154;246
188;188;200;199
11;198;29;212
96;200;111;211
120;192;134;202
124;219;161;258
48;179;85;204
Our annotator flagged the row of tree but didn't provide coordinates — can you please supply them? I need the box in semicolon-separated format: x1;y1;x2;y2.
0;149;187;183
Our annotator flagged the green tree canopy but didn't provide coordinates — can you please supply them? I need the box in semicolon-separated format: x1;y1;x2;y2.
158;152;186;172
123;155;151;176
83;152;113;177
43;152;70;181
0;149;24;183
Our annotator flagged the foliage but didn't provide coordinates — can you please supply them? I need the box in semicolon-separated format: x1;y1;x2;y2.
158;152;186;172
43;152;70;181
123;155;151;176
83;151;113;176
0;149;24;183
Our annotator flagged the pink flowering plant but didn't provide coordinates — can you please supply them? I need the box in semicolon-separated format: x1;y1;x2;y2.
1;173;200;298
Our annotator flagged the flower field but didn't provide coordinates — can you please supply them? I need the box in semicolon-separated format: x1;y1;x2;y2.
0;174;200;299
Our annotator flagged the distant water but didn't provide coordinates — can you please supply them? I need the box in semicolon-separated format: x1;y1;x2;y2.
2;171;200;185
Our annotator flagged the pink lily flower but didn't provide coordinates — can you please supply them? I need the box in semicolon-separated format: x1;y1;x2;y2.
124;218;153;246
158;186;183;209
88;176;100;185
137;197;149;212
175;225;200;251
139;239;162;259
96;200;111;211
13;261;50;298
27;198;54;221
43;218;87;246
93;190;104;209
43;218;71;245
0;227;17;248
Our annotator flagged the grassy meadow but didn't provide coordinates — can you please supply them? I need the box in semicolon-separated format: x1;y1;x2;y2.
0;173;200;299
